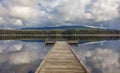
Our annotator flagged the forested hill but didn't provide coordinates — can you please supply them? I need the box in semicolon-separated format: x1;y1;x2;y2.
0;25;120;35
21;26;89;30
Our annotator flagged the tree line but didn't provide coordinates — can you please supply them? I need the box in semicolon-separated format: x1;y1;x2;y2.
0;29;120;35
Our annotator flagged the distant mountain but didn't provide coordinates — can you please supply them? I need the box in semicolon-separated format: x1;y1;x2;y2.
21;25;106;30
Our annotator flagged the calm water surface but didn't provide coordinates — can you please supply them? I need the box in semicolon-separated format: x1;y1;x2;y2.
72;40;120;73
0;40;120;73
0;40;52;73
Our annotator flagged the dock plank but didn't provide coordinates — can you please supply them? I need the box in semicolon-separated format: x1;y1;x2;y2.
35;41;88;73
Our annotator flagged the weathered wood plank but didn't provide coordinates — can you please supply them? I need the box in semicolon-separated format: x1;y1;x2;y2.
35;41;88;73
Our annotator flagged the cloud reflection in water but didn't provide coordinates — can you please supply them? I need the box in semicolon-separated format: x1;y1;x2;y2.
0;40;51;73
72;40;120;73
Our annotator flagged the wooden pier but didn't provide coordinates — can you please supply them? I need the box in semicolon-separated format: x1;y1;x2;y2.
35;41;88;73
45;41;78;45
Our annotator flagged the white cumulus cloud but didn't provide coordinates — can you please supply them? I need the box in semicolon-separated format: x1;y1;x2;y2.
0;0;120;29
88;0;120;21
10;6;35;19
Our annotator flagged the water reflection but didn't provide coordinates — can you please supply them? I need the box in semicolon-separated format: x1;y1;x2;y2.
72;40;120;73
0;40;52;73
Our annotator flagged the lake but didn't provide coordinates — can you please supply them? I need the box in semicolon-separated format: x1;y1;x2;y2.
0;39;120;73
0;40;52;73
72;40;120;73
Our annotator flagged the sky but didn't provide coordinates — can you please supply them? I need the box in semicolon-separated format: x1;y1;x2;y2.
0;0;120;29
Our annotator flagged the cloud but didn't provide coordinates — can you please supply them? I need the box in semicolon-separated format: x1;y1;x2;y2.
88;0;120;21
5;18;23;26
14;19;23;26
0;0;120;29
10;6;35;19
0;17;5;24
59;0;91;22
0;3;8;16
